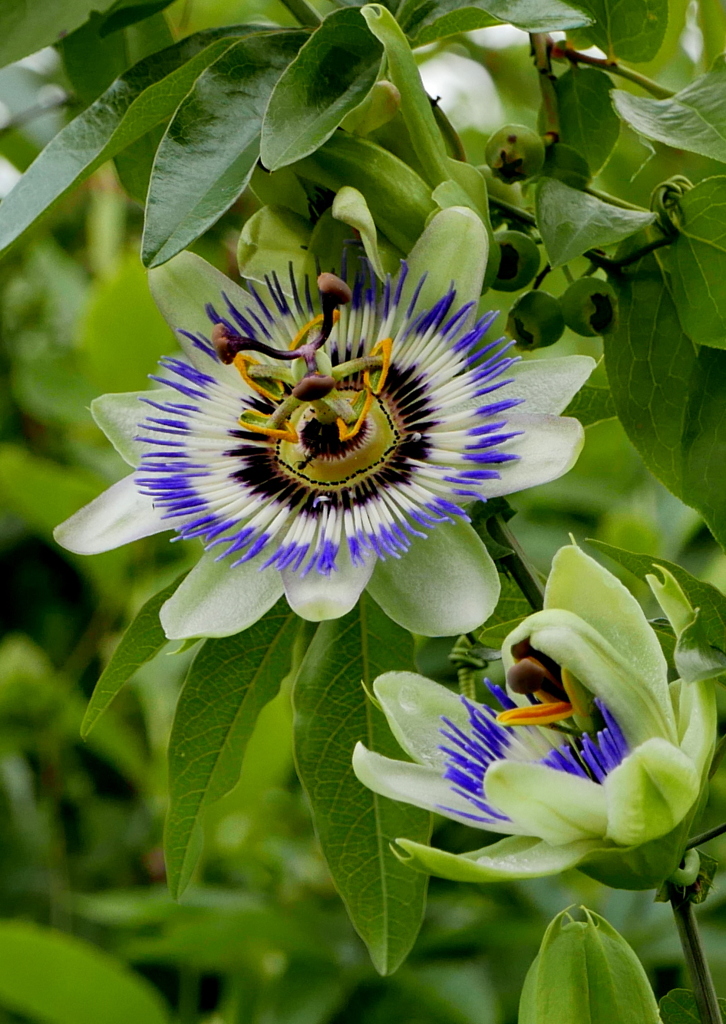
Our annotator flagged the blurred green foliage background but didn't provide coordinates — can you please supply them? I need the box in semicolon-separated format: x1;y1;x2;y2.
0;1;726;1021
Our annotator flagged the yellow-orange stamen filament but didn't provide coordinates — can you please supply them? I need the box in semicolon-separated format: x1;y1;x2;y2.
496;701;573;727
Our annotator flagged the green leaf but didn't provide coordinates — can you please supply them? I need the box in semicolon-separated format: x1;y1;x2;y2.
662;176;726;349
0;921;169;1024
476;571;531;648
81;574;186;739
535;179;655;267
0;0;117;69
78;254;177;392
659;989;726;1024
570;0;668;62
412;9;498;45
612;57;726;162
674;608;726;683
261;10;381;171
0;27;255;258
143;31;306;268
293;595;431;975
603;253;726;551
555;66;619;175
586;539;726;655
563;379;617;427
165;600;299;898
398;0;591;42
100;0;178;36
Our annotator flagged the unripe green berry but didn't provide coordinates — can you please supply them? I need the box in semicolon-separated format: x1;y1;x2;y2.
492;231;540;292
485;125;545;183
561;277;618;336
507;290;564;350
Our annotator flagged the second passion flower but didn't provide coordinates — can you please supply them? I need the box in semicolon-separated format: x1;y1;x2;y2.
353;544;717;890
54;208;593;640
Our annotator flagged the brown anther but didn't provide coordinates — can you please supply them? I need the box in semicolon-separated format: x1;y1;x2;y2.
511;638;533;661
292;374;337;401
506;658;551;695
317;273;352;305
212;323;243;364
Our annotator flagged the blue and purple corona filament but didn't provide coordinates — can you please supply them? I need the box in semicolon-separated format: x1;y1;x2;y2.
439;686;629;825
135;262;522;577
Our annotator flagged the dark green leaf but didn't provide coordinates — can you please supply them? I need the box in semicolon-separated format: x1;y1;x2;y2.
413;9;498;45
477;572;531;648
397;0;591;41
0;921;169;1024
612;57;726;162
570;0;668;62
603;253;726;550
658;989;726;1023
81;574;185;739
555;66;619;175
0;27;256;258
165;600;299;898
586;539;726;653
563;379;617;427
293;595;431;975
0;0;117;69
59;13;130;107
674;609;726;683
143;31;305;268
535;178;655;267
261;10;382;172
663;176;726;349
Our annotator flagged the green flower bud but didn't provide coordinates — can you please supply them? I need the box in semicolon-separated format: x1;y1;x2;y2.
561;278;618;336
492;231;541;292
485;124;545;183
519;907;660;1024
507;290;564;350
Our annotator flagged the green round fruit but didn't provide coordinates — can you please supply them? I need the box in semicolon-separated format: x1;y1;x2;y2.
492;231;540;292
507;290;564;350
561;277;618;336
485;125;545;183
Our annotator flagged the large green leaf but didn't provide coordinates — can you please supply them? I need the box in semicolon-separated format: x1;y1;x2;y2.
555;66;619;176
535;179;655;267
165;599;299;898
397;0;590;41
261;10;382;171
659;988;726;1023
612;57;726;162
142;31;306;268
604;253;726;551
587;540;726;654
0;27;257;258
570;0;668;61
0;921;169;1024
662;176;726;349
563;379;617;427
293;595;431;976
81;573;185;739
0;0;117;69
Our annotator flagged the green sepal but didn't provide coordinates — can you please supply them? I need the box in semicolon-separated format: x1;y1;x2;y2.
237;204;313;285
341;79;400;136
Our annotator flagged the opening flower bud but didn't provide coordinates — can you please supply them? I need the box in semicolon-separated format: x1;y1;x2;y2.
519;907;660;1024
561;278;618;336
485;124;545;183
507;291;564;350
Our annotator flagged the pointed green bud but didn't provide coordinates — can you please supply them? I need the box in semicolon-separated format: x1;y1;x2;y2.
341;79;401;135
519;908;660;1024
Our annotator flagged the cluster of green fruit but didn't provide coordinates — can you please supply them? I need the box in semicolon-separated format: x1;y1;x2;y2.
484;125;618;350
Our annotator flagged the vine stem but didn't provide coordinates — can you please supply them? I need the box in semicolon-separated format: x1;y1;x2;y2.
550;43;674;99
277;0;321;27
530;33;559;140
687;821;726;850
487;515;545;611
670;889;723;1024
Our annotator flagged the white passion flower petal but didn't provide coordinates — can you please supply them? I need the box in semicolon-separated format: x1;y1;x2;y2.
545;545;669;714
53;475;167;555
282;544;374;621
506;355;595;415
484;413;584;498
351;743;529;831
395;835;602;883
484;759;608;845
373;670;473;767
92;391;162;468
604;737;699;847
160;548;284;639
366;519;500;637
